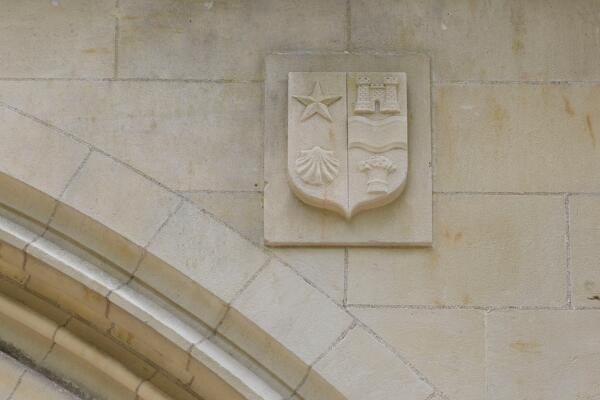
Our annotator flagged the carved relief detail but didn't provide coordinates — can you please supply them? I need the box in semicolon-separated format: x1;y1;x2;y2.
295;146;339;186
287;72;407;219
359;155;397;193
292;82;342;122
354;76;401;114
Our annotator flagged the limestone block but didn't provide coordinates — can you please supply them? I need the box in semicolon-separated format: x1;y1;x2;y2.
264;53;431;246
0;279;70;328
11;368;81;400
217;307;310;390
435;84;600;193
41;344;135;400
487;310;600;400
0;312;54;364
352;308;485;400
0;81;263;191
348;194;567;306
0;176;55;235
47;203;144;275
273;247;345;304
230;259;353;366
60;152;181;247
144;373;200;400
64;318;156;381
25;256;112;333
299;326;433;400
0;241;28;285
226;261;352;387
118;0;346;80
134;253;228;329
0;0;114;78
0;352;26;399
107;303;194;385
0;107;89;199
570;195;600;306
146;201;268;303
186;191;263;244
351;0;600;81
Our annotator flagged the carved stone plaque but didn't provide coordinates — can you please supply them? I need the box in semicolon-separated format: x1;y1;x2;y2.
288;72;407;219
264;53;431;247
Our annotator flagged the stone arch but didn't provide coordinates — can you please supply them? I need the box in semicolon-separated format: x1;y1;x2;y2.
0;172;314;399
0;115;433;399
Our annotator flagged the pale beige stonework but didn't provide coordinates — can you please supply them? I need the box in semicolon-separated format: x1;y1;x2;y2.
0;81;263;192
487;310;600;400
300;326;433;400
0;352;26;399
569;195;600;307
353;308;485;400
61;152;182;247
0;0;115;79
348;194;567;306
117;0;347;80
435;84;600;193
0;1;599;399
185;191;263;244
265;53;431;246
146;201;268;303
0;107;89;199
231;259;353;366
351;0;600;81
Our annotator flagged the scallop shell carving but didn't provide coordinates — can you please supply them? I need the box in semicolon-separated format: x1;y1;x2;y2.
295;146;339;186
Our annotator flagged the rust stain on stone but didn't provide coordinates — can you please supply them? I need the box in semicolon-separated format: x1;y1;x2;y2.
562;95;575;116
510;339;541;353
82;47;111;54
462;293;472;305
510;6;526;55
586;114;596;147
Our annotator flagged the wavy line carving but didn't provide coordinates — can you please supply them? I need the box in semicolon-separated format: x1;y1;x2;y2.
348;115;407;126
348;141;407;153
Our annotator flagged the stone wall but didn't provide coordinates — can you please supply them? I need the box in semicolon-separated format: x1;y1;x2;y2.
1;1;600;399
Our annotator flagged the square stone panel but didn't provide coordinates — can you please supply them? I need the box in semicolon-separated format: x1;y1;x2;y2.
264;53;431;246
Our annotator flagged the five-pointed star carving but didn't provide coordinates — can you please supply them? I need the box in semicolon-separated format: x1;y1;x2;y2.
292;82;342;122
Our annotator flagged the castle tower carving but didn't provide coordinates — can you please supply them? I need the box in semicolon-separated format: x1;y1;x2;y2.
354;76;401;114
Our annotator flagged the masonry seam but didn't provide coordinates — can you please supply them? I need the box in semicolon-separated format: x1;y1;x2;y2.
565;193;573;308
289;321;357;399
350;314;447;399
112;0;120;79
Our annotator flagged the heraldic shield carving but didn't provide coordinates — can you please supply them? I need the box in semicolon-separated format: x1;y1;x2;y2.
288;72;408;219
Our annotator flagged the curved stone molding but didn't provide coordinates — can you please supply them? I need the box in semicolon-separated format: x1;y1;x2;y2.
0;290;171;400
0;210;289;400
0;133;433;399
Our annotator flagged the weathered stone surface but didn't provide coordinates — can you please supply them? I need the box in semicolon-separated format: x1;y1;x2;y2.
146;201;268;303
487;310;600;400
0;107;89;199
274;247;345;304
265;53;431;246
118;0;347;80
570;195;600;306
0;81;263;191
352;308;485;400
61;152;181;247
348;194;567;306
0;0;114;78
230;259;353;366
299;326;433;400
0;352;25;399
185;191;263;244
435;84;600;193
351;0;600;81
11;367;81;400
